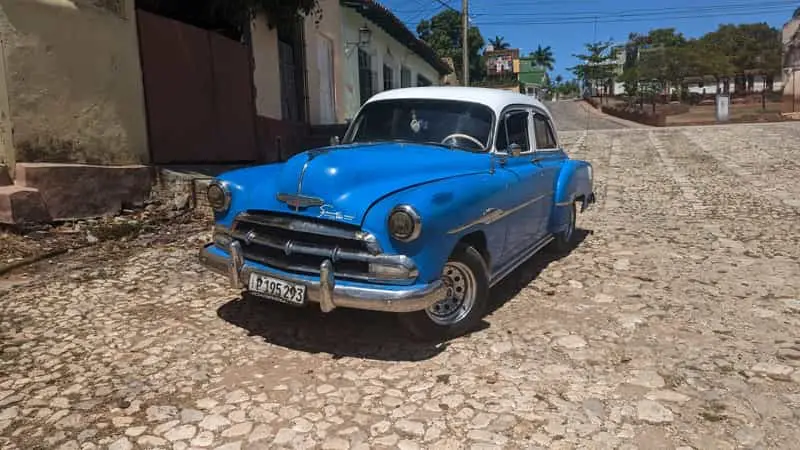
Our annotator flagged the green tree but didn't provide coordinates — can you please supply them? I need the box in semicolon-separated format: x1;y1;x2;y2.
557;79;580;98
417;10;486;82
701;24;781;74
489;36;510;49
619;65;640;97
646;28;687;47
689;36;735;92
530;45;556;71
637;45;690;99
570;41;616;97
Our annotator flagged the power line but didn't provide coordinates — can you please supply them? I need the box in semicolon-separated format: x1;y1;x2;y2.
473;0;794;8
432;0;459;13
474;6;793;25
472;0;796;19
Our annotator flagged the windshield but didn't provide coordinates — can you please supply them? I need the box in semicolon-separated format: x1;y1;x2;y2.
343;99;495;152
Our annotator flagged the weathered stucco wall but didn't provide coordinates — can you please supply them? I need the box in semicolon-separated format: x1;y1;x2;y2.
250;13;282;120
0;0;148;166
782;18;800;113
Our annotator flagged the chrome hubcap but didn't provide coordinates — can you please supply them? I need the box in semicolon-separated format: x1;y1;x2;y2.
425;261;476;325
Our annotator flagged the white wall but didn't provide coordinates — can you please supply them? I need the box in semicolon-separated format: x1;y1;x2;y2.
685;76;783;95
250;14;281;120
783;18;800;98
304;0;345;125
340;7;441;120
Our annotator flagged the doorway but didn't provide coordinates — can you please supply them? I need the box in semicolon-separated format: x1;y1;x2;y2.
317;34;336;124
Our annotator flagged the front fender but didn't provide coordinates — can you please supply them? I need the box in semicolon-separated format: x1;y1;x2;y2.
550;160;594;232
212;163;286;228
361;172;511;283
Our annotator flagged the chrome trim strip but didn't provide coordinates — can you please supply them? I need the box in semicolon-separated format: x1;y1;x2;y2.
199;244;445;313
229;228;416;276
297;149;328;198
229;241;243;288
319;259;335;312
239;249;416;284
234;212;382;254
490;235;554;286
447;194;548;235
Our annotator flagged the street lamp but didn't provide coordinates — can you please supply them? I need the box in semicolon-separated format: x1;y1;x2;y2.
345;24;372;56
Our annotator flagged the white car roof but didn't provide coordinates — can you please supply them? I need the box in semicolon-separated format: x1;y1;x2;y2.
366;86;552;119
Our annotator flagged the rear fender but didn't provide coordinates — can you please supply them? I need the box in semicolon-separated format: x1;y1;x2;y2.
549;160;593;233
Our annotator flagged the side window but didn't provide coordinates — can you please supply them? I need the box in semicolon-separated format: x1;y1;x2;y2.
533;114;558;149
496;111;530;152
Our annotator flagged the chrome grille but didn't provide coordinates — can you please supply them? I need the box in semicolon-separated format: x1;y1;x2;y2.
230;212;391;282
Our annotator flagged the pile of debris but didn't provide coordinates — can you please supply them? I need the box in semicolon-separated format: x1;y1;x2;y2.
0;195;212;275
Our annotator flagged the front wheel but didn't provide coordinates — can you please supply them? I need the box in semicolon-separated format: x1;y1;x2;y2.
398;244;489;341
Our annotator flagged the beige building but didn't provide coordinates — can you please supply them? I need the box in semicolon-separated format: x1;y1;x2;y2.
0;0;149;169
0;0;451;223
782;10;800;111
252;0;449;126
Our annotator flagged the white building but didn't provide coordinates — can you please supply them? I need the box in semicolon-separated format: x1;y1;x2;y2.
338;0;448;120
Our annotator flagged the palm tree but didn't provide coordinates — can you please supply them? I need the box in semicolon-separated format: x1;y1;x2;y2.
555;74;564;85
489;36;510;50
530;45;555;71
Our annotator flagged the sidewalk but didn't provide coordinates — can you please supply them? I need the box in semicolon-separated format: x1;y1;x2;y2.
578;100;652;128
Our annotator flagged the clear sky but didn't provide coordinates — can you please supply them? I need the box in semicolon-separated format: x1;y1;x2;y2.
379;0;798;79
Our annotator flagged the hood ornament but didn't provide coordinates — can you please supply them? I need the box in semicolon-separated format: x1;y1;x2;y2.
278;149;330;211
277;193;325;211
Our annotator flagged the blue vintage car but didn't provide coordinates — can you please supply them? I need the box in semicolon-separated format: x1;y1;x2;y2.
200;87;595;340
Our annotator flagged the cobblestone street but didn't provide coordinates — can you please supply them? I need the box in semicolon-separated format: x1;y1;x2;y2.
2;120;800;449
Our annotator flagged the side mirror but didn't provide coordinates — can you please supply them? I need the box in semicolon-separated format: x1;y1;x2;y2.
509;143;521;157
329;135;340;146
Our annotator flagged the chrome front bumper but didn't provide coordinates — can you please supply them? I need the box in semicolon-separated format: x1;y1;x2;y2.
199;243;446;313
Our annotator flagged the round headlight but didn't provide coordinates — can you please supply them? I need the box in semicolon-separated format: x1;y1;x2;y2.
388;205;421;242
207;181;230;213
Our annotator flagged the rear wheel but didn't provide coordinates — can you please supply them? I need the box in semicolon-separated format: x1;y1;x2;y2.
548;201;577;253
399;244;489;341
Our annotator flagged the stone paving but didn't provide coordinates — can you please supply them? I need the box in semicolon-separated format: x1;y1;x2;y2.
545;100;642;131
2;121;800;449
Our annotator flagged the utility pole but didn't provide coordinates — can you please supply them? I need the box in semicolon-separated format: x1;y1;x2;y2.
462;0;469;86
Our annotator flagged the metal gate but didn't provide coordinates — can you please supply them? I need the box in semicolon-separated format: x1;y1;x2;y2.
136;10;258;164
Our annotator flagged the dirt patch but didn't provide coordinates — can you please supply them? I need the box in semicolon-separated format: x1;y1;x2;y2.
0;198;212;274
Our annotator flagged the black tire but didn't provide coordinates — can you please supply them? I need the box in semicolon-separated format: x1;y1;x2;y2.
398;244;490;342
547;201;577;253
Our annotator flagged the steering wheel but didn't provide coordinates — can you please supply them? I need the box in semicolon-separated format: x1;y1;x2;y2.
441;133;484;150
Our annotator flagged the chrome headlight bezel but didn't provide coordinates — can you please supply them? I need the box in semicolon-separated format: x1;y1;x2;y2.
387;205;422;242
207;181;231;214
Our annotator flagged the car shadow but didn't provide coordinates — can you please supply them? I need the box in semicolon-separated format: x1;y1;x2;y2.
216;295;448;362
487;228;591;315
215;228;591;361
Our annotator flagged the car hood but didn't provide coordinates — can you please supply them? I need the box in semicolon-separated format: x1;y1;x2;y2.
224;142;490;226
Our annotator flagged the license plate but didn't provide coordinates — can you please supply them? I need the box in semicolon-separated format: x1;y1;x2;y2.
248;273;306;306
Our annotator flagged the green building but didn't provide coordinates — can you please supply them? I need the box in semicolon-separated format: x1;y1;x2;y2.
518;58;549;99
